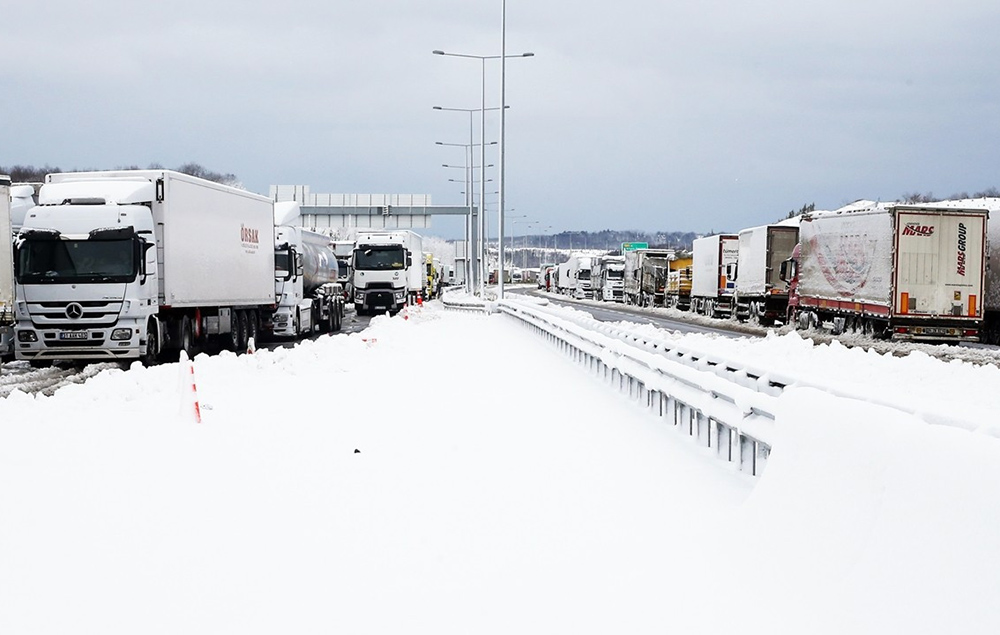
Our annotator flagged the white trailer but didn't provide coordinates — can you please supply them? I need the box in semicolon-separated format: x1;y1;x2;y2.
352;230;423;315
690;234;739;317
0;176;13;361
732;222;799;325
14;170;276;364
556;256;580;296
904;197;1000;343
786;202;987;341
573;256;594;299
271;202;344;337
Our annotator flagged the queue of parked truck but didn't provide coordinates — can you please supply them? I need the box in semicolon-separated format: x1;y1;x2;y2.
541;199;1000;345
0;169;441;366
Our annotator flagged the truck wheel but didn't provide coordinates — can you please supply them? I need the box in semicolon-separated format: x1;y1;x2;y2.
237;310;249;350
141;320;159;366
334;305;342;331
246;311;259;347
226;313;241;351
180;315;195;358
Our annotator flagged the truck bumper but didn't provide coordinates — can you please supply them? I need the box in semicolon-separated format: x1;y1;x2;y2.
271;306;299;338
14;321;144;362
355;288;406;314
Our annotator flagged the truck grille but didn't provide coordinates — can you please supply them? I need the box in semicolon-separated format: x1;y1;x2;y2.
28;300;123;328
366;291;395;307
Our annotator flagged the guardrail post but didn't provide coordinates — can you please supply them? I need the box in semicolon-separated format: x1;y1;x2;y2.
739;434;755;475
756;443;770;475
696;411;710;447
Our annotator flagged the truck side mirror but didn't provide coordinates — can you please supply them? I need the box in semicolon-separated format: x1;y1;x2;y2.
779;259;797;282
406;250;412;267
295;251;304;278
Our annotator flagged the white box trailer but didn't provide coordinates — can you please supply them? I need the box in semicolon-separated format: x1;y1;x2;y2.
690;234;738;317
789;202;987;341
14;170;276;363
905;197;1000;343
574;255;594;299
733;222;799;325
0;176;13;361
557;258;578;296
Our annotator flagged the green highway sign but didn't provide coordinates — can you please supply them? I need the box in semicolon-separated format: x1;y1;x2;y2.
622;242;648;252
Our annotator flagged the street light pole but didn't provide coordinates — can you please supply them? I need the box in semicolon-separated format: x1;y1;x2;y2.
434;105;503;295
498;0;507;298
432;45;533;298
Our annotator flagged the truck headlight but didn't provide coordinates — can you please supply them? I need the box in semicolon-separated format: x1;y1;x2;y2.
111;328;133;341
17;330;37;343
394;291;405;300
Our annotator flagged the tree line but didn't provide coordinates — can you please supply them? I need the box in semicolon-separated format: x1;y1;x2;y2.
784;188;1000;220
0;162;240;187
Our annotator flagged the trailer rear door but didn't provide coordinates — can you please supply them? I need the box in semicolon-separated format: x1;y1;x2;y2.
894;208;986;319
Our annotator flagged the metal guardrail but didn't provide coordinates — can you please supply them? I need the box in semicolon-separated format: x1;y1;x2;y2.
443;292;985;475
442;293;775;476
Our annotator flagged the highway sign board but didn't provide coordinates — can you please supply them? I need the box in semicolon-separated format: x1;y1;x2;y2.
622;242;649;252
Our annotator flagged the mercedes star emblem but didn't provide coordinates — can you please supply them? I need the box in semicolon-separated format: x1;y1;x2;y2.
65;303;84;320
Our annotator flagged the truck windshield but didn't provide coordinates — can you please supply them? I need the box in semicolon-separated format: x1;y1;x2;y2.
578;270;591;281
17;238;136;284
607;269;624;280
355;246;405;271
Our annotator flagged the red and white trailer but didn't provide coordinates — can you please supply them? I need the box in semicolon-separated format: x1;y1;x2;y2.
784;201;987;342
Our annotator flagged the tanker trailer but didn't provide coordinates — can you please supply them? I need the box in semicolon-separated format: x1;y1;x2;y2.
270;203;344;337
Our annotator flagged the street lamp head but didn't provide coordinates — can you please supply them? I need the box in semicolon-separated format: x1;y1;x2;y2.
432;50;445;55
522;52;535;57
432;106;443;110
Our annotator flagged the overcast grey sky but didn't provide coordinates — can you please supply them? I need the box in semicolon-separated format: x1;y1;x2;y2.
3;0;999;239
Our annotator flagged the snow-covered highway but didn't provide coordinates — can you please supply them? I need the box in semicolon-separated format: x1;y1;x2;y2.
1;300;999;634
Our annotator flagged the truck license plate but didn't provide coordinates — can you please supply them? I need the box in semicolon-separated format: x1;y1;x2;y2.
59;331;88;340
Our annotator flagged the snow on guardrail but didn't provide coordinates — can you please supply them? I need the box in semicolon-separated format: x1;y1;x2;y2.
442;292;774;475
443;291;995;475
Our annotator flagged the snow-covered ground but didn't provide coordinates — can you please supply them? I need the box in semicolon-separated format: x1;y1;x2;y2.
1;300;999;634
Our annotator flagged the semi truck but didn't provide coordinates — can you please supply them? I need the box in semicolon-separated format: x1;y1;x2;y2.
690;234;739;317
556;257;579;296
781;202;987;342
623;248;673;306
352;230;423;315
1;176;13;361
13;170;276;364
665;255;693;310
573;255;594;299
332;240;354;300
593;255;625;302
731;222;799;325
271;202;344;337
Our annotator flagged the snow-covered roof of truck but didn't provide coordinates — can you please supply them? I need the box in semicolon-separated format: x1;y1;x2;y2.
39;178;155;206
